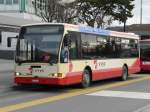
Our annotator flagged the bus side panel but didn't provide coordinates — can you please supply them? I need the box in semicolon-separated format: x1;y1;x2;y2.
140;60;150;71
65;72;82;85
141;65;150;71
128;58;141;74
92;68;122;81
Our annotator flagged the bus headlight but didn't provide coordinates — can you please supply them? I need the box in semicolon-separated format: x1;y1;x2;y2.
15;72;21;76
49;73;57;77
49;73;64;78
57;73;63;78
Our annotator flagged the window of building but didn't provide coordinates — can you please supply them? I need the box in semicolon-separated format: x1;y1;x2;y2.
6;0;12;4
0;0;4;4
13;0;19;4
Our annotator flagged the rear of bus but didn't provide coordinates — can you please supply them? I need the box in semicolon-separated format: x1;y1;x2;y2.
140;40;150;71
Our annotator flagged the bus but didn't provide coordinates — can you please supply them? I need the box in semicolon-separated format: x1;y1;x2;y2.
14;23;140;88
140;38;150;71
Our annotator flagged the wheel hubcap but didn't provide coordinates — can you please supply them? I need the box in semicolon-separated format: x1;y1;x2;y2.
123;67;127;80
83;71;90;86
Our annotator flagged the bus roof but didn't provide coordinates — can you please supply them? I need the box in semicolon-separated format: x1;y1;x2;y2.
21;23;139;40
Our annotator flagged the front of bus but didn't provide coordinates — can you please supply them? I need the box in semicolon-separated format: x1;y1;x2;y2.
140;40;150;71
15;24;67;85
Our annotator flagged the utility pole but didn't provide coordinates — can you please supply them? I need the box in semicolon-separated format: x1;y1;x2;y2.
140;0;143;40
123;7;126;32
123;20;126;32
140;0;143;24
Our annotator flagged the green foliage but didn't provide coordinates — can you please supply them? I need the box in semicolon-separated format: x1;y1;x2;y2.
77;0;134;27
36;0;134;27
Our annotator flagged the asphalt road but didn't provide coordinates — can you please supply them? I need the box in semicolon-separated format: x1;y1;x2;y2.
0;60;150;112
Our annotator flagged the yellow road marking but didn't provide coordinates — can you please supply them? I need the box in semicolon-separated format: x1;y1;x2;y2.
0;75;150;112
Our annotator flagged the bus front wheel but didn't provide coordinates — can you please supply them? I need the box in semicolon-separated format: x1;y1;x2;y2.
121;65;128;81
81;69;91;88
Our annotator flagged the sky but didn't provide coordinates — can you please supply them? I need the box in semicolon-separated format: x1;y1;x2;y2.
112;0;150;26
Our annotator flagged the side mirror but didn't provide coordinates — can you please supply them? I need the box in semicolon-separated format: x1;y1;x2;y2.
7;37;11;47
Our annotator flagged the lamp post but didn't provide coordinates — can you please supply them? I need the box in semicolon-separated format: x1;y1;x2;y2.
123;7;127;32
140;0;143;40
140;0;143;24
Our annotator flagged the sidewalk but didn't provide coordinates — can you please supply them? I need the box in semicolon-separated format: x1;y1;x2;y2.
0;59;14;72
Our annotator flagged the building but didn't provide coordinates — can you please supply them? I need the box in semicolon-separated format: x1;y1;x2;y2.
0;0;47;59
0;0;47;21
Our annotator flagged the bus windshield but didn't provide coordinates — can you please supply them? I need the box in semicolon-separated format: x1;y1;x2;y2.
140;42;150;61
16;25;64;64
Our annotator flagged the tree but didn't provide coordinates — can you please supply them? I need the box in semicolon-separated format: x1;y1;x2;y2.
34;0;134;28
110;0;134;31
77;0;134;28
34;0;78;23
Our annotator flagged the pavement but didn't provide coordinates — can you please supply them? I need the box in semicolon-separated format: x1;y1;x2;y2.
0;59;14;72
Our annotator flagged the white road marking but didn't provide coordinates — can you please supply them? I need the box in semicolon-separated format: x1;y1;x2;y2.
87;90;150;100
133;103;150;112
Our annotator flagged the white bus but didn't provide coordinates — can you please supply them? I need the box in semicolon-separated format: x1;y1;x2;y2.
14;23;140;88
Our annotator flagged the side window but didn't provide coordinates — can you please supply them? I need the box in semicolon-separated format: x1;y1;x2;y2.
69;32;78;59
114;37;121;58
96;36;115;58
61;32;80;63
108;37;122;58
120;38;131;58
81;34;97;59
120;38;138;58
129;39;139;57
69;32;81;60
95;35;107;58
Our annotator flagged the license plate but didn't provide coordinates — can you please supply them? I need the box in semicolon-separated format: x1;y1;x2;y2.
32;79;39;83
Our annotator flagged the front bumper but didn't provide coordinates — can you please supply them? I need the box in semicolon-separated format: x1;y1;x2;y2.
15;77;67;85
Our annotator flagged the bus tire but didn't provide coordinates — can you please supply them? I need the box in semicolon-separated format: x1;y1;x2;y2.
81;69;91;88
121;65;128;81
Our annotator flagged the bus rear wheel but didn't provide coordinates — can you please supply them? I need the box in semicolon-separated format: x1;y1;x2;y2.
121;65;128;81
81;69;91;88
